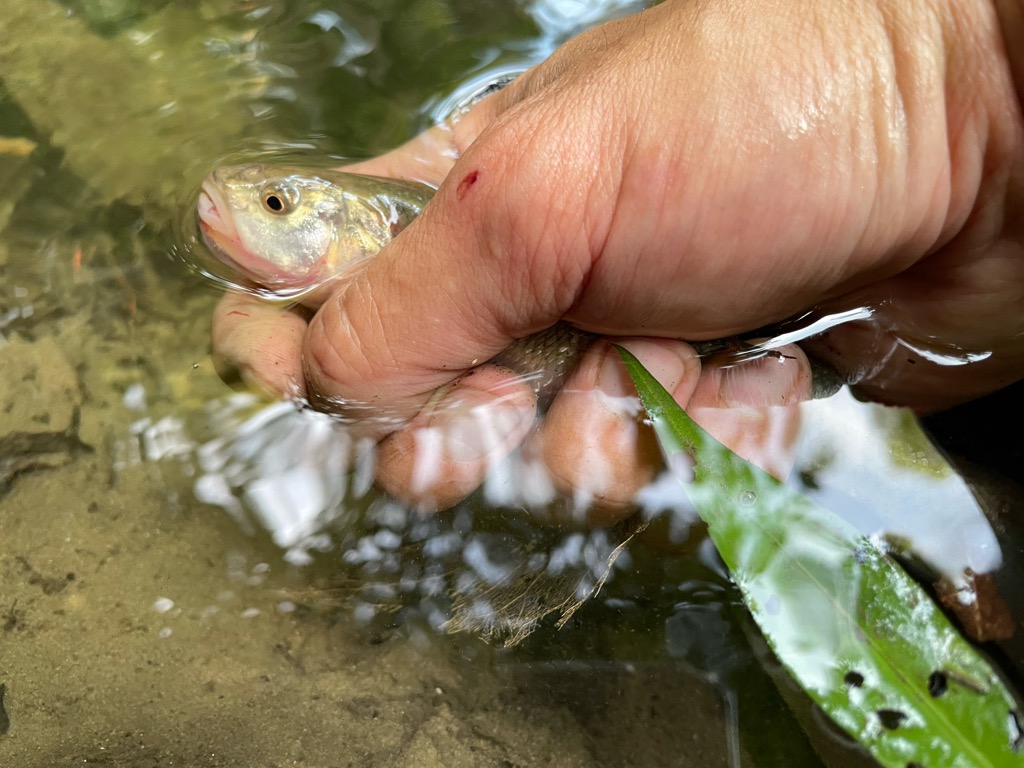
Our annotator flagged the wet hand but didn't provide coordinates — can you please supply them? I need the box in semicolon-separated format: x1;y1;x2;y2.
212;0;1024;513
214;287;812;517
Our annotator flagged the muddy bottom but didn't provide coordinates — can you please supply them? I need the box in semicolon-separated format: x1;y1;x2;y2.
0;468;745;768
0;308;752;768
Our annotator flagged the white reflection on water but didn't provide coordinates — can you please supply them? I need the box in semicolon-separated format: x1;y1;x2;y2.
423;0;650;125
183;386;1000;586
114;372;1004;645
526;0;647;56
794;389;1001;581
306;10;374;70
193;395;374;562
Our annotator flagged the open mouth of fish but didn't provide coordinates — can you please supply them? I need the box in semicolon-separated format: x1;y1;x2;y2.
197;184;246;266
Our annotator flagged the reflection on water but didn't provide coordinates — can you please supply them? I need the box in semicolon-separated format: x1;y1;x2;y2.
1;1;1021;766
422;0;646;124
190;393;663;643
183;387;1002;645
195;396;370;557
796;393;1001;581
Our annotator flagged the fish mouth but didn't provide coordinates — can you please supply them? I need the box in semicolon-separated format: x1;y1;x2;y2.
197;181;248;269
197;180;235;241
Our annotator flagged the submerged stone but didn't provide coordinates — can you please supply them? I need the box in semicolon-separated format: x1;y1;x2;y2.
0;335;84;489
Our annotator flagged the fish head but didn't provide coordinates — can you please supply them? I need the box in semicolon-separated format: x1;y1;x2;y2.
197;163;402;294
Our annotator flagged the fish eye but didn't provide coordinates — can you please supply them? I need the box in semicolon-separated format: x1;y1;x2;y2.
261;185;296;215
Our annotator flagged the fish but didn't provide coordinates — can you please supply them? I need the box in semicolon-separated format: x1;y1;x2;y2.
197;164;431;294
197;163;842;406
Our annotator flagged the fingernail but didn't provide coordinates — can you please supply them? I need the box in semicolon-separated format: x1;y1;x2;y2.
718;357;800;407
613;339;694;396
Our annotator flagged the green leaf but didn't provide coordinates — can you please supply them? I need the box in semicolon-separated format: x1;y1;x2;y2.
617;345;1024;767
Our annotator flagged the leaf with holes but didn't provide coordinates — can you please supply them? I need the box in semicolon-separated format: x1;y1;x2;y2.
618;346;1023;767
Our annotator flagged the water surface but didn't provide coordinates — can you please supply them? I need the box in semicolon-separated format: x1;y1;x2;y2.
1;2;1021;766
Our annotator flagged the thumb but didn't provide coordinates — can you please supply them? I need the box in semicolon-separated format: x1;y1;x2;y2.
304;102;603;425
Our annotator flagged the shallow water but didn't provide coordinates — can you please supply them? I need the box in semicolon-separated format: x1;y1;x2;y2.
1;1;1022;767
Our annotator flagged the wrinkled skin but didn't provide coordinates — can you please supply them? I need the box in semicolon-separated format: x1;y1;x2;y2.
212;0;1024;515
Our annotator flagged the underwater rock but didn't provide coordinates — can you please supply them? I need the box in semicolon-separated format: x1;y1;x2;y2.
0;335;85;489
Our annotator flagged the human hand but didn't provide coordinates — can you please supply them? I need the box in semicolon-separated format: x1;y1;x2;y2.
211;0;1024;514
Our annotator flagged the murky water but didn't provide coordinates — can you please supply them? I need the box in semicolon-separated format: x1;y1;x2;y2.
2;1;1022;766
